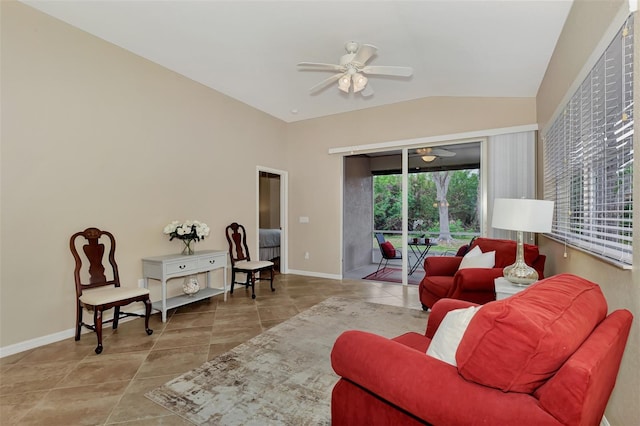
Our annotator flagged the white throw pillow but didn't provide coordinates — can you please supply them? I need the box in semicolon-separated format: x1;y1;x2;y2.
463;245;482;259
426;306;481;366
458;250;496;270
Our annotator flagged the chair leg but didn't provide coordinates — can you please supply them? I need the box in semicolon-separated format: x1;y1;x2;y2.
75;301;83;341
374;258;388;276
269;267;275;292
113;306;120;330
250;272;256;299
144;298;153;336
230;269;236;294
94;308;103;354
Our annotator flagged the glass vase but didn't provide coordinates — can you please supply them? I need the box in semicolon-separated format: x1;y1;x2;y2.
182;275;199;296
181;239;195;255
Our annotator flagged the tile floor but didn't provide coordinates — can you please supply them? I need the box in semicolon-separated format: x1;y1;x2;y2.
0;274;423;425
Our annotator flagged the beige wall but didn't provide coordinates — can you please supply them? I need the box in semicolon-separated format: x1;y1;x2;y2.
1;2;286;346
285;97;536;275
536;0;639;424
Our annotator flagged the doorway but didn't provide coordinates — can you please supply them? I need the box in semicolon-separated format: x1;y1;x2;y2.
257;167;288;273
342;141;482;282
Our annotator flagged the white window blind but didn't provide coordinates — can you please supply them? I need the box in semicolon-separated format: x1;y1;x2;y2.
543;15;634;266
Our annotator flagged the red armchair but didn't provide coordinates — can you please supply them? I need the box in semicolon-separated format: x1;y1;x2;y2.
331;274;633;426
419;237;546;310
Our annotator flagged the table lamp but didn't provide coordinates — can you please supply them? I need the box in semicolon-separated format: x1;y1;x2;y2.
491;198;554;285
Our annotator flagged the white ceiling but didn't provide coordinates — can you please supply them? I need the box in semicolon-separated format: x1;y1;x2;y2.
22;0;573;123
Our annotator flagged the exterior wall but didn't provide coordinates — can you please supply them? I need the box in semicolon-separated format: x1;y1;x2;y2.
342;156;373;273
536;1;639;424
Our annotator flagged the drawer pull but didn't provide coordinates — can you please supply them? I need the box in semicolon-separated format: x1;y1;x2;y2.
179;265;186;269
209;259;216;264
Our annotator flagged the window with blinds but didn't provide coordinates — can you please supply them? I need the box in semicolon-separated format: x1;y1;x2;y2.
543;15;634;267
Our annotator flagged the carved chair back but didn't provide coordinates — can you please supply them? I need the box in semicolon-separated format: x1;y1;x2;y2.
69;227;120;297
225;222;252;265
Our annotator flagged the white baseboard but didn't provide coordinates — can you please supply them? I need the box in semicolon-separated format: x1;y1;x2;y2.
0;328;78;358
286;269;342;280
1;271;342;358
600;416;610;426
0;308;146;358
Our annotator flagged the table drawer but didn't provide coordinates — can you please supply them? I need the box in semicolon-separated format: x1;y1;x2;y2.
198;253;224;269
165;258;199;274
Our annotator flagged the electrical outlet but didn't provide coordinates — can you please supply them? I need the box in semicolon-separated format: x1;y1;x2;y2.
138;278;145;288
304;252;310;260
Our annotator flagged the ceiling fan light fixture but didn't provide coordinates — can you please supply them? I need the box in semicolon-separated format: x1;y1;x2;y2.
338;74;351;92
352;73;368;92
421;155;437;162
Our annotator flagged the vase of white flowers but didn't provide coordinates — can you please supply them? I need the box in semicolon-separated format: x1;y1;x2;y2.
163;220;210;255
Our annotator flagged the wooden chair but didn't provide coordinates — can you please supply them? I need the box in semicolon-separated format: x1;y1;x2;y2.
225;222;275;299
374;233;402;275
70;227;153;354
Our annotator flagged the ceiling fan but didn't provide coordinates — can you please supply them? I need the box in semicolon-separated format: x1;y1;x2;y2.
297;41;413;97
415;147;456;163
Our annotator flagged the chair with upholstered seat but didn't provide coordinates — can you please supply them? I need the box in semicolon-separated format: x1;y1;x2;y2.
70;227;153;354
374;233;402;276
226;222;275;299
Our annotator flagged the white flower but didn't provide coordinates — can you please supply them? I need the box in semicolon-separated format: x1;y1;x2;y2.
163;221;179;234
164;220;209;242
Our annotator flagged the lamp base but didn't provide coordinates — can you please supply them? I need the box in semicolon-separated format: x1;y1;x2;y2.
502;262;538;286
502;230;538;286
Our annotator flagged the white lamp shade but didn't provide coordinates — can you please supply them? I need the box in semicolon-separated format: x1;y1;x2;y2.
492;198;554;233
338;75;351;92
352;73;368;92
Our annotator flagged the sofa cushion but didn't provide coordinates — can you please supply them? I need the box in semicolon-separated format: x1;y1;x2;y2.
380;241;396;258
455;274;608;393
426;306;480;366
471;237;539;269
458;249;495;270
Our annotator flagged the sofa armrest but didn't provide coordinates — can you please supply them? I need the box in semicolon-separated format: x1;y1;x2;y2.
533;254;546;279
424;256;462;276
425;298;478;338
452;268;505;292
331;331;560;425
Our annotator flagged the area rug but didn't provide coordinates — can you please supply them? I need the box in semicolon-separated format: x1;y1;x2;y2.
146;297;428;425
362;267;424;285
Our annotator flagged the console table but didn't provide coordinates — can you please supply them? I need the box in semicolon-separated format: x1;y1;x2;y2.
142;250;227;322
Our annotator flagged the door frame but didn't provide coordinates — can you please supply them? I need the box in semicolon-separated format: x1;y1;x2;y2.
256;166;288;273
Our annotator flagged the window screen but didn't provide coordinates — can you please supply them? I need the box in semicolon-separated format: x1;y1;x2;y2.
543;15;634;266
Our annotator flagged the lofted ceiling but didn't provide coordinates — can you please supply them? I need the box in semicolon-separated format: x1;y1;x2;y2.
22;0;573;123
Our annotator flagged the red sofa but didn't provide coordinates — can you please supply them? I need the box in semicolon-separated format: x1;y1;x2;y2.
419;237;546;310
331;274;633;426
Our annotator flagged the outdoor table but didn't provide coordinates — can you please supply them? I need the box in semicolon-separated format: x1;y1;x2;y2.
408;242;437;275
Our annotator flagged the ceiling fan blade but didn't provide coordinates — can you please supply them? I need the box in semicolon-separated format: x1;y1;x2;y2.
362;65;413;77
360;83;374;97
309;73;344;94
297;62;345;72
415;147;456;157
351;44;377;66
430;148;456;157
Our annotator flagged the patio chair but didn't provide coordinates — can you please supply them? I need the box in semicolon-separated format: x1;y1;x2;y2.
374;233;402;276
